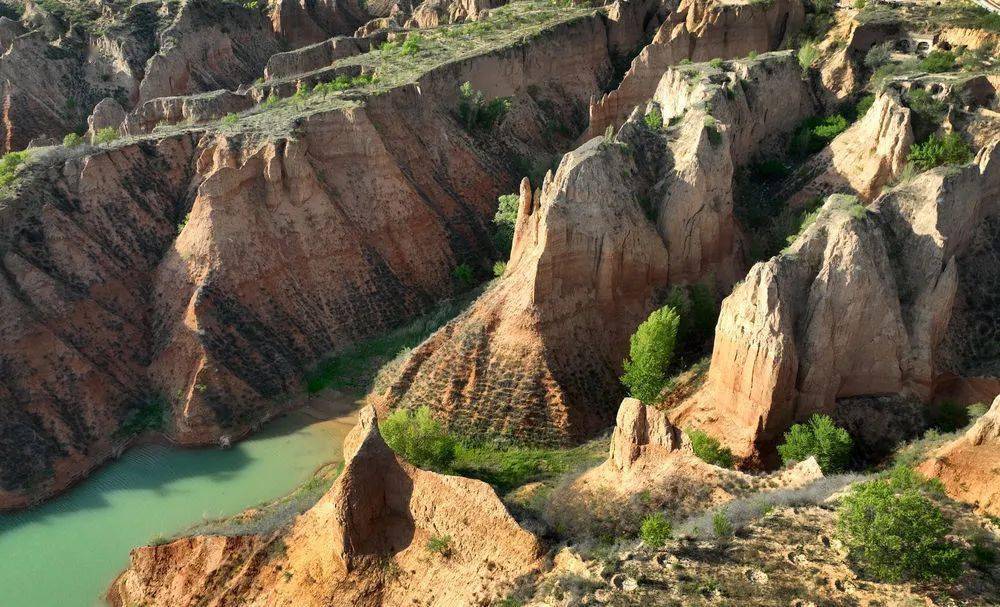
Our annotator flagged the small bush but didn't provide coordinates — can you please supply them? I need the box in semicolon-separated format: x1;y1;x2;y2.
968;401;990;420
640;512;672;547
854;93;875;119
621;305;681;403
380;406;456;471
971;541;997;570
798;41;819;70
644;107;663;130
93;127;119;144
426;534;452;556
401;34;424;56
708;57;724;69
0;150;28;187
837;479;962;582
457;82;511;131
790;114;849;156
493;260;507;277
920;50;957;73
778;414;853;473
493;193;519;257
261;94;279;109
63;132;84;147
222;113;239;126
712;509;734;538
908;133;973;172
687;429;734;468
928;400;970;432
863;42;893;69
453;263;475;289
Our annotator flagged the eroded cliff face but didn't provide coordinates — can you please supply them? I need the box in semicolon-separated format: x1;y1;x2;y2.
0;6;636;507
920;394;1000;516
583;0;805;140
374;52;816;445
109;406;543;607
677;141;1000;463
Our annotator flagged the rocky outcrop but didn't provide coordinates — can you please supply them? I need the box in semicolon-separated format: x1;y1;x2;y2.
264;35;375;81
920;394;1000;516
137;0;281;104
558;397;823;519
788;89;914;206
124;90;255;135
269;0;389;48
109;406;543;607
583;0;805;140
677;141;1000;463
86;98;127;140
0;6;639;508
374;52;816;445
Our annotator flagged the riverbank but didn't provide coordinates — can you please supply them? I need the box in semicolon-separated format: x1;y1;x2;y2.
0;393;359;607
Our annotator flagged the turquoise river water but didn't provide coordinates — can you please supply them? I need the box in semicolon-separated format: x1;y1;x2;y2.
0;402;358;607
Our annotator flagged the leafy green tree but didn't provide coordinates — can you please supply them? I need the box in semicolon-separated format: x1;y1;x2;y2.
777;414;853;473
493;193;519;257
63;132;84;147
837;479;963;582
380;406;456;471
621;305;681;403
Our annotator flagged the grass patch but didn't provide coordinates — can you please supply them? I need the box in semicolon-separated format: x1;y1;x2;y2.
453;440;605;493
305;285;485;394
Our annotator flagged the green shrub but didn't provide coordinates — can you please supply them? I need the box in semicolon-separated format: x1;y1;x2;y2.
664;284;718;350
777;414;853;473
687;429;734;468
640;512;672;547
971;541;997;570
967;401;989;420
621;305;681;403
863;42;893;69
908;133;973;172
886;463;945;495
93;127;119;144
63;132;84;147
115;396;166;438
785;205;822;247
790;114;849;156
261;94;279;109
644;107;663;130
401;34;425;56
492;260;507;277
457;82;511;131
920;50;957;73
902;88;948;140
380;406;456;471
426;534;452;556
712;509;734;538
452;263;475;289
798;41;819;70
852;0;866;9
854;93;876;120
708;57;724;69
928;400;971;432
493;193;519;257
0;150;28;187
837;479;962;581
222;113;239;126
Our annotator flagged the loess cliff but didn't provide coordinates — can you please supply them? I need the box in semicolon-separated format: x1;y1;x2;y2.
0;0;665;507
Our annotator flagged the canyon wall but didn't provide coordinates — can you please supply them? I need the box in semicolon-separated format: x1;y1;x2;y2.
677;141;1000;462
375;52;816;445
0;7;638;507
582;0;805;140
